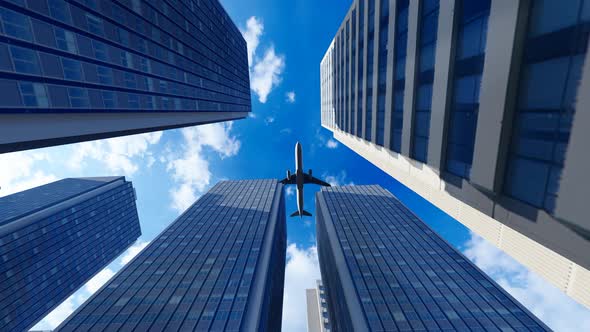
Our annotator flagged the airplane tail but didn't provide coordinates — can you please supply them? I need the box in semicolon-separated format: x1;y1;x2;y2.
290;210;312;217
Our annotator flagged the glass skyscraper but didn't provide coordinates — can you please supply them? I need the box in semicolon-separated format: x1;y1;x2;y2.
320;0;590;308
0;177;141;331
0;0;250;153
316;185;549;331
57;179;286;331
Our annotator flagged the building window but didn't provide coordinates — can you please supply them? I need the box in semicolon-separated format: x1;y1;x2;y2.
124;72;136;88
102;91;116;108
411;0;440;162
9;46;40;74
19;82;49;107
121;51;133;68
140;57;151;73
48;0;72;24
138;38;148;53
118;28;129;46
92;40;108;61
68;87;90;108
85;13;103;36
504;0;589;211
0;7;32;41
128;94;139;108
145;95;156;109
61;58;83;80
445;0;491;179
54;27;77;53
97;66;113;84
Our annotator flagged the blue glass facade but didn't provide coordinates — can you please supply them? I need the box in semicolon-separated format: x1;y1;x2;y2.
365;0;375;141
445;0;491;178
375;0;389;146
0;0;249;113
0;0;250;152
316;185;549;331
57;179;286;332
0;177;141;331
411;0;439;163
504;0;589;212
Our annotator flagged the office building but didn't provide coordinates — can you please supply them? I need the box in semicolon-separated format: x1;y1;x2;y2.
306;279;331;332
316;185;550;331
0;0;250;153
57;179;286;331
320;0;590;308
0;177;141;331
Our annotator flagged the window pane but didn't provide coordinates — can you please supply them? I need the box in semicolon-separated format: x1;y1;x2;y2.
10;46;40;74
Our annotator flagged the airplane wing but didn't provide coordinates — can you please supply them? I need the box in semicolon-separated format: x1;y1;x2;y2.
303;174;331;187
280;174;297;184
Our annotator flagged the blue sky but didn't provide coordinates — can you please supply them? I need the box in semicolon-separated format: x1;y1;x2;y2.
0;0;587;331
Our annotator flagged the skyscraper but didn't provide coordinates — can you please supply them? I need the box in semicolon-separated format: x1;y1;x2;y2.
320;0;590;308
57;179;286;331
0;177;141;331
0;0;250;153
306;280;331;332
316;185;550;331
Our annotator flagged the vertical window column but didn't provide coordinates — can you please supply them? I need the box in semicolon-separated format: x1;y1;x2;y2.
351;9;357;136
411;0;440;162
390;0;409;153
375;0;389;146
357;0;365;137
345;19;350;133
365;0;376;142
444;0;491;179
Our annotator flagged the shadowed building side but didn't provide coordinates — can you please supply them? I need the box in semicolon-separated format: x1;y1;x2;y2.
0;177;141;331
0;0;250;153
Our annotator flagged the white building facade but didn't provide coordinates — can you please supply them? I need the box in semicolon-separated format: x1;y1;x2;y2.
320;0;590;309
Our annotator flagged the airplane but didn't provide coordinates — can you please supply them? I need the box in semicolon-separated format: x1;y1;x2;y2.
280;142;331;217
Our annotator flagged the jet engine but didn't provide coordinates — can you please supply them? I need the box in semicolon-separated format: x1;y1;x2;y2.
308;169;312;176
287;170;291;179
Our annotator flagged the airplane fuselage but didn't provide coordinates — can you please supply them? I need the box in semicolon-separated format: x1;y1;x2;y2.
295;142;304;215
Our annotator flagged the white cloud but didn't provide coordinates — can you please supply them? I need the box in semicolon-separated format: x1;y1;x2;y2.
280;128;292;135
241;16;286;104
85;268;115;294
0;151;57;197
251;46;285;103
120;240;150;265
286;91;296;103
285;186;295;196
242;16;263;66
167;123;240;212
265;116;275;125
68;132;162;176
323;170;354;187
248;113;257;118
282;244;321;332
463;233;590;331
326;139;338;149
